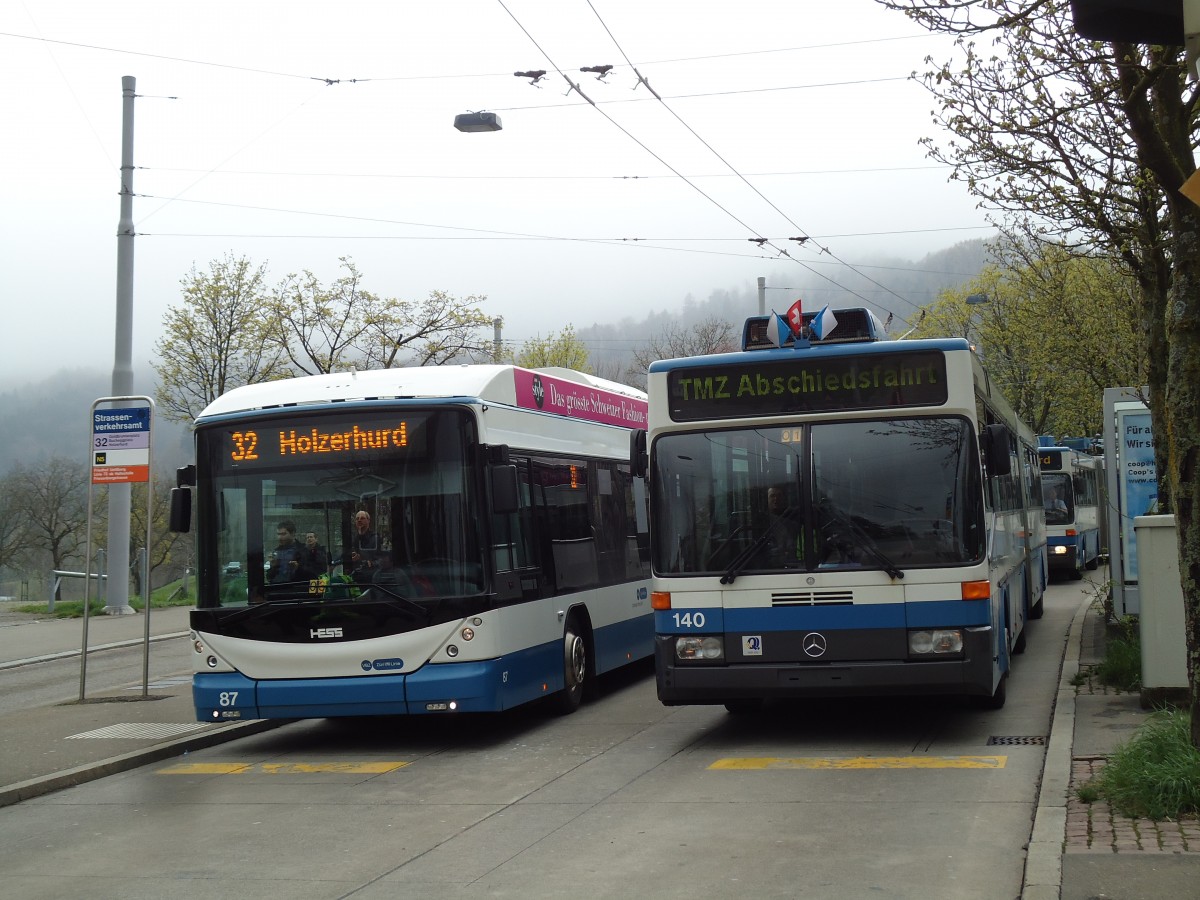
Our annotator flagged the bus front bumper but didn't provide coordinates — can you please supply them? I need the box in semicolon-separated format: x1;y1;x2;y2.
654;632;996;704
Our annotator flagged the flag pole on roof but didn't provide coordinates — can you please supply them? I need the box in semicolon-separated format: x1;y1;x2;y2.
811;304;839;341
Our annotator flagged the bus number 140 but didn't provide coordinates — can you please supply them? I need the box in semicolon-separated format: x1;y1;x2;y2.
672;612;706;629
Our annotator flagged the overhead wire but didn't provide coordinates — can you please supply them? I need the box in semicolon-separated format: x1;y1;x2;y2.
581;0;923;322
495;0;892;311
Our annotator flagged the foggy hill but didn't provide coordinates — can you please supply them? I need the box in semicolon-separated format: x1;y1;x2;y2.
1;239;987;474
577;238;991;377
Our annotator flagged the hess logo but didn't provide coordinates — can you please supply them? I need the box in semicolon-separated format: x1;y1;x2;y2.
310;627;343;639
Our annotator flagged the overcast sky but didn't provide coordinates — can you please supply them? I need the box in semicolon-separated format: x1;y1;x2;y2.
1;0;994;387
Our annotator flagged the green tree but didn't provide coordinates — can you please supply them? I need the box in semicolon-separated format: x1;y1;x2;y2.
268;257;377;375
268;259;494;372
507;325;592;371
153;254;286;423
916;248;1145;438
880;0;1200;744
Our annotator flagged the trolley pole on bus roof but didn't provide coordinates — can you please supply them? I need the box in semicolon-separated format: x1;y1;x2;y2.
105;75;137;616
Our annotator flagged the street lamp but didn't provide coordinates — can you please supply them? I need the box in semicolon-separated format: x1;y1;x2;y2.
454;111;502;132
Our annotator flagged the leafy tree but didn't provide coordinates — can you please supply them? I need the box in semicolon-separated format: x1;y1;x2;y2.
880;0;1200;743
268;259;494;372
367;289;495;368
916;248;1145;438
153;254;286;422
507;325;592;371
268;257;378;375
626;317;739;388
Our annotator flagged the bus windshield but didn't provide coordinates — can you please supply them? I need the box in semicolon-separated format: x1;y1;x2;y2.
652;417;985;576
196;407;486;608
1041;472;1073;525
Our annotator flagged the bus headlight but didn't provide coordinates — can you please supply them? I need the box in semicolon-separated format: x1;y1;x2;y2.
676;636;723;661
908;630;963;656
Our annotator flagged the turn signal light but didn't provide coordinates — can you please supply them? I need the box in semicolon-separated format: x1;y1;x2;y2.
651;591;672;610
961;580;991;600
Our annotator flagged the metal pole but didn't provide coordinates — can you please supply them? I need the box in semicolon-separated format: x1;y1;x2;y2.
140;401;155;696
493;317;502;363
106;76;136;615
757;277;766;316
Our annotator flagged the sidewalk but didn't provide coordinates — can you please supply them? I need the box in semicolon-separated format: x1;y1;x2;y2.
0;603;285;807
1025;589;1200;899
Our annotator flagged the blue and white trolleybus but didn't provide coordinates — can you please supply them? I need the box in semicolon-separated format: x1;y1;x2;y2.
631;309;1046;711
172;365;652;721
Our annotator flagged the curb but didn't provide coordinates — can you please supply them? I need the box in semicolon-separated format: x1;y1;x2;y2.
0;631;191;671
0;717;291;809
1022;590;1091;898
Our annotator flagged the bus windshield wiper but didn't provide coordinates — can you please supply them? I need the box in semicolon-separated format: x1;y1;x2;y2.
822;507;904;580
363;582;429;618
720;508;797;585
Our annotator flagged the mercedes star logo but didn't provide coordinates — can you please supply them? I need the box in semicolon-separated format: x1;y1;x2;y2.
802;632;828;658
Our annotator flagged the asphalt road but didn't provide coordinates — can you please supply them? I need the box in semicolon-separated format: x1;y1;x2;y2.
0;580;1086;899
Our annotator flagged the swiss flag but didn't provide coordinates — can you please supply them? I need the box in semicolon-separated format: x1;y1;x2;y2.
784;298;804;335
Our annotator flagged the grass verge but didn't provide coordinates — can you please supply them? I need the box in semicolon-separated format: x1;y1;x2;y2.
1095;709;1200;820
15;579;195;618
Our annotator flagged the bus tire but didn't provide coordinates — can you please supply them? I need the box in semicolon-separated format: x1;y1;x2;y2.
1085;556;1099;571
1029;596;1044;620
974;674;1007;710
1013;624;1027;655
724;699;763;715
551;616;588;715
1069;567;1084;581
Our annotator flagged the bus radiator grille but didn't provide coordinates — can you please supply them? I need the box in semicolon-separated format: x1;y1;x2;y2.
771;590;854;606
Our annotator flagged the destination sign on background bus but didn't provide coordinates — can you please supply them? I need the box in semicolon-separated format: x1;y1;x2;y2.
221;414;429;467
666;350;948;421
1038;450;1064;469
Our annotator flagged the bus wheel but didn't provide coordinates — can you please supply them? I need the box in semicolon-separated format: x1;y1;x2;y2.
1085;556;1099;571
974;674;1007;710
1013;623;1027;655
1069;567;1084;581
724;699;763;715
551;618;588;715
1029;596;1045;620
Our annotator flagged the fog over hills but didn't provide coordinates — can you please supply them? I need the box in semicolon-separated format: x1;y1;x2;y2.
1;240;988;475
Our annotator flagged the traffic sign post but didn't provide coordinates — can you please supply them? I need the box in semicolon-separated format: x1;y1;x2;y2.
80;396;156;701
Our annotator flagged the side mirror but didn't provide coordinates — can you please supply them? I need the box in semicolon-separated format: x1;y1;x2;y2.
176;464;196;488
983;424;1012;477
490;464;519;515
630;429;648;479
169;487;193;533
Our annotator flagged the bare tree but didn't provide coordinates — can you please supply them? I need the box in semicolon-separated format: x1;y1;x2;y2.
10;457;88;604
627;317;738;388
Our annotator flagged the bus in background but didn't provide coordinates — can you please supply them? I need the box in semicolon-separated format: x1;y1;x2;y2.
631;308;1046;712
1039;445;1102;579
170;365;651;721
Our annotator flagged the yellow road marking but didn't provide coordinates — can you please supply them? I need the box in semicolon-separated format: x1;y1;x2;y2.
159;761;409;775
708;756;1007;770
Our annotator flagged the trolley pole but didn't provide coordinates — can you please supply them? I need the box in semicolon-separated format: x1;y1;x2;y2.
105;75;137;615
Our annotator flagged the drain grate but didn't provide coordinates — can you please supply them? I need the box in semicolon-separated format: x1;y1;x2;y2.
66;722;209;740
986;735;1046;746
